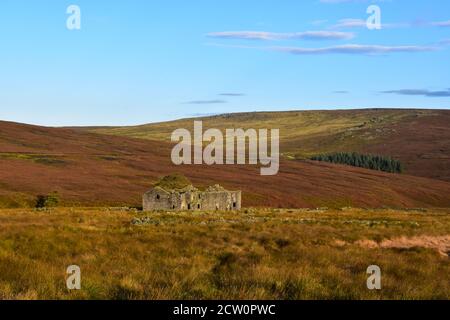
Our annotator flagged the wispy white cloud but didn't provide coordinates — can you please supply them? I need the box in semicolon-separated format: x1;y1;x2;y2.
432;20;450;27
219;93;246;96
184;100;227;105
207;31;355;41
381;89;450;97
331;19;367;29
438;39;450;46
331;18;409;30
331;18;450;30
334;90;350;94
272;44;436;55
207;42;438;56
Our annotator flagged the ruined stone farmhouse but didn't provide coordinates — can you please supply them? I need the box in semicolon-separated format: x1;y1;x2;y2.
143;183;241;212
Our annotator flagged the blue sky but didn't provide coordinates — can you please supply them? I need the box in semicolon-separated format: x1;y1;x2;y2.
0;0;449;126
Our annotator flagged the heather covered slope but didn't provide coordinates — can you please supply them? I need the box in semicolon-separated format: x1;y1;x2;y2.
1;120;450;208
87;109;450;182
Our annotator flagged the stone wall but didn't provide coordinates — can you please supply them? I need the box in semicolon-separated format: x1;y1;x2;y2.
142;188;172;211
199;191;241;211
143;187;242;212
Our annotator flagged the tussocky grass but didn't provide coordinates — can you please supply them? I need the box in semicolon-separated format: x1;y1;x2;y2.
0;207;448;300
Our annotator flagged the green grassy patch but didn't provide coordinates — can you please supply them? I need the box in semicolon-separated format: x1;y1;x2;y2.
0;153;68;166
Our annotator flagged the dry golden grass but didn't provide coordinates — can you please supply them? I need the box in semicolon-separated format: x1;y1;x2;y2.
0;207;449;300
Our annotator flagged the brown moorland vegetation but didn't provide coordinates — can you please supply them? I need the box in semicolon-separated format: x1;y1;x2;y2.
1;120;450;208
87;109;450;182
0;207;448;299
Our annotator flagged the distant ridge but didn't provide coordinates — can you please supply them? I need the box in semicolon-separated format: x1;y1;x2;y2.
84;108;450;182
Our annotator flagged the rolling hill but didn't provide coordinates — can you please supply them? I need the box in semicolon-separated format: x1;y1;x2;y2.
1;113;450;209
86;109;450;182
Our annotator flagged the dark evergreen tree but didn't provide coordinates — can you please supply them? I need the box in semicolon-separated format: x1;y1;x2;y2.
310;152;403;174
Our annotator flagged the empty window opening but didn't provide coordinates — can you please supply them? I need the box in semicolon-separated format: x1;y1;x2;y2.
156;194;160;200
197;204;201;209
233;202;237;208
188;204;191;210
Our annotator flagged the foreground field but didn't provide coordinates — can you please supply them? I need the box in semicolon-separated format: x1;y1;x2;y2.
0;208;449;300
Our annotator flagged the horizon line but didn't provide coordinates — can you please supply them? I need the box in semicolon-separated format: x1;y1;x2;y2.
1;106;449;128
